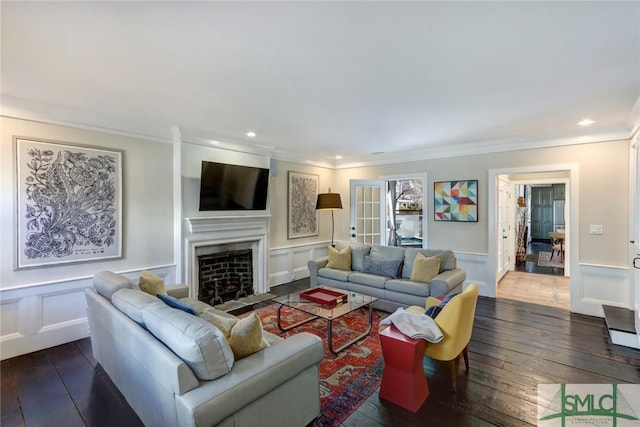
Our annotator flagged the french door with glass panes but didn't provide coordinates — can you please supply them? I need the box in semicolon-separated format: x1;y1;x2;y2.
349;180;386;245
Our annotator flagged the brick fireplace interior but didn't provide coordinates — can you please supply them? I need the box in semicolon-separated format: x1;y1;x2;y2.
197;248;254;305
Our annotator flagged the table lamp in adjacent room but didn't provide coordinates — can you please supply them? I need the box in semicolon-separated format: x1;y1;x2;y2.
316;188;343;247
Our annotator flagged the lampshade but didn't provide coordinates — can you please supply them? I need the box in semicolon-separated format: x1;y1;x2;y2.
316;189;343;210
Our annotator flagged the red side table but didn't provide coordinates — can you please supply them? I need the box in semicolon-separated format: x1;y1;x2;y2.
379;324;429;412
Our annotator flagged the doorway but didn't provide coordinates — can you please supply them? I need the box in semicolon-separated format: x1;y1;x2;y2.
488;165;577;310
350;173;427;247
514;183;566;276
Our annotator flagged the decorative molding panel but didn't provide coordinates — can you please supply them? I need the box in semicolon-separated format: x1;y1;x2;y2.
455;252;491;297
574;263;631;317
269;242;329;287
0;266;176;361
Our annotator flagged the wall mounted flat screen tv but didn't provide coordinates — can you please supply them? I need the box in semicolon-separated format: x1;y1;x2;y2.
199;161;269;211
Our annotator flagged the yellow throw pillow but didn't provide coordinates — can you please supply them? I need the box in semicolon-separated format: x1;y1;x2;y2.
228;313;269;359
139;270;167;296
410;253;441;283
326;245;352;271
201;311;238;338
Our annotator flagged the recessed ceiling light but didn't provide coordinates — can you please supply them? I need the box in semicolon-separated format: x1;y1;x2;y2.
246;131;257;138
335;155;342;160
578;119;594;127
211;140;221;145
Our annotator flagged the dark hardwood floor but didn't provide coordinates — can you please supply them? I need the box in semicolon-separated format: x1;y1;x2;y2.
2;279;638;427
514;241;564;276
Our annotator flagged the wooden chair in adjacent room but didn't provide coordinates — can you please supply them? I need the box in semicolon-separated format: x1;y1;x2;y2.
549;231;565;262
406;283;480;391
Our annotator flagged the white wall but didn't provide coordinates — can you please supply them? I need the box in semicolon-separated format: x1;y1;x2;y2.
181;141;271;219
331;139;631;316
0;114;634;359
267;160;335;249
0;117;176;359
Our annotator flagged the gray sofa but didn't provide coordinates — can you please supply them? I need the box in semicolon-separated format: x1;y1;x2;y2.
85;271;323;427
308;245;466;312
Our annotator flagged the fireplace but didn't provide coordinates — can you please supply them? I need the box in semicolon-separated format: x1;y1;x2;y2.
184;215;270;300
197;247;254;305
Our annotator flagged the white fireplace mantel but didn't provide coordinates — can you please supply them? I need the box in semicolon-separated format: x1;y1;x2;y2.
183;215;271;298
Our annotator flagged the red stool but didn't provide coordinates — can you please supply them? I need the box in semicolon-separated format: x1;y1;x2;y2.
379;325;429;412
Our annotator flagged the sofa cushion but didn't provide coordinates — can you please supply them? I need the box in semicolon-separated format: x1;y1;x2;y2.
370;244;405;261
402;249;456;278
348;272;389;289
139;270;167;296
157;293;199;316
318;267;352;282
362;255;403;279
178;297;211;314
385;279;432;298
94;270;132;300
111;288;158;325
351;245;371;271
228;313;270;360
142;302;234;381
326;246;352;271
410;253;441;283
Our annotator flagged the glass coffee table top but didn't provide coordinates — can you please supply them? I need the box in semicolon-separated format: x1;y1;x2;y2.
273;287;378;320
273;287;378;354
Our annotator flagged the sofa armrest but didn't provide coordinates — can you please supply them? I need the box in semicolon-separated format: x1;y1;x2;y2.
429;268;467;297
307;257;329;287
175;332;323;427
167;284;189;299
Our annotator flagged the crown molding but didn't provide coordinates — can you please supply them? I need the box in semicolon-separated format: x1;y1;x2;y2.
270;149;337;169
2;94;635;170
176;126;276;158
626;94;640;140
331;126;633;169
0;95;173;144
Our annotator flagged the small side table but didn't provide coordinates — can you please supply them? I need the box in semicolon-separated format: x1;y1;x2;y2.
379;325;429;412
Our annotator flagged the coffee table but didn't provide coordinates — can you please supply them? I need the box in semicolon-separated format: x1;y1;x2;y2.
273;287;378;354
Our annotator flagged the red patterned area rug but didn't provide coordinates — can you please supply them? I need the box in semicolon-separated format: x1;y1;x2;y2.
244;304;387;426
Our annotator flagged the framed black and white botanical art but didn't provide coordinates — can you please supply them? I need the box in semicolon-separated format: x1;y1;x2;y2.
15;137;123;269
287;171;319;239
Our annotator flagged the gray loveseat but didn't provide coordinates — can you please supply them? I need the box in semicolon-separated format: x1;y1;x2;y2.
308;245;466;312
85;271;323;427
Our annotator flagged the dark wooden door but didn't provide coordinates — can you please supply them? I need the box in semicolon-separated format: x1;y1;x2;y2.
530;187;553;240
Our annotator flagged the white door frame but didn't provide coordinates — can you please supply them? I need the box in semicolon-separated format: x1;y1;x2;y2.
381;172;429;248
488;164;579;307
629;135;640;339
497;176;514;281
349;179;387;245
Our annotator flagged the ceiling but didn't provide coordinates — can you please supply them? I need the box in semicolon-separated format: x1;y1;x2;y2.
2;1;639;166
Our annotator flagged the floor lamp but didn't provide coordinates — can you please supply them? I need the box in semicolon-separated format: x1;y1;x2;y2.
316;188;343;247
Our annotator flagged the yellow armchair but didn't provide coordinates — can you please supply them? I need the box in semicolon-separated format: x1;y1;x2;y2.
406;283;480;391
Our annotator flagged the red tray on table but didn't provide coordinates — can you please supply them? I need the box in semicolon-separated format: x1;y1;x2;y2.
300;288;348;306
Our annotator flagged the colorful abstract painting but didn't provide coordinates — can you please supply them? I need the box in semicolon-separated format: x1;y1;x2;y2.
434;180;478;222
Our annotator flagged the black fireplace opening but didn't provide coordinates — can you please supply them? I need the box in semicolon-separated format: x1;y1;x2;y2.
198;249;254;305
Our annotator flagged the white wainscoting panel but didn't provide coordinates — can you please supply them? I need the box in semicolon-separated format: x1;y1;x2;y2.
455;252;491;297
0;277;92;360
0;299;21;338
269;242;330;287
0;265;176;360
573;263;631;317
